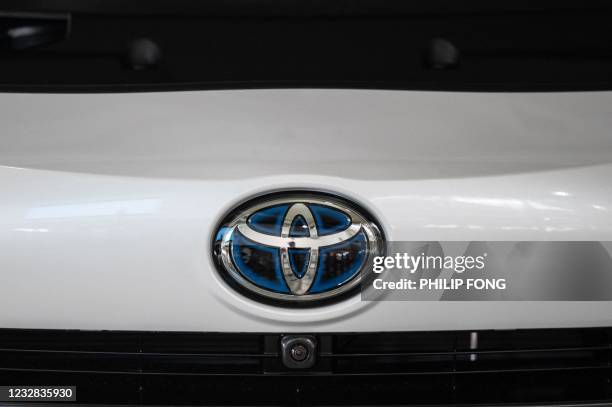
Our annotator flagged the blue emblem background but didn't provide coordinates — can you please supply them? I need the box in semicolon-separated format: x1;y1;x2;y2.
228;204;367;294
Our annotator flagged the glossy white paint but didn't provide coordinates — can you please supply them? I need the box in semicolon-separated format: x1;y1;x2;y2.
1;89;612;332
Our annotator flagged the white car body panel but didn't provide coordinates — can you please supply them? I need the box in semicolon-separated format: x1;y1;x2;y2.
1;89;611;332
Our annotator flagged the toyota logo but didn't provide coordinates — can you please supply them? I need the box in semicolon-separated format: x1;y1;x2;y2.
213;192;384;305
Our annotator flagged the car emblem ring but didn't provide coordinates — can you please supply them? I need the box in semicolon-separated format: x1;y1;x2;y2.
213;191;384;306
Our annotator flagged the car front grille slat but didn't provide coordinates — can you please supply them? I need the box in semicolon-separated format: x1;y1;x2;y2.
1;327;611;405
0;348;272;357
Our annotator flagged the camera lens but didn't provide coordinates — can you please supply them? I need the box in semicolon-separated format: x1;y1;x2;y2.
290;344;309;362
281;335;316;369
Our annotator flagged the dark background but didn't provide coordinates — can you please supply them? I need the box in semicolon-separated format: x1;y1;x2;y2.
1;0;611;92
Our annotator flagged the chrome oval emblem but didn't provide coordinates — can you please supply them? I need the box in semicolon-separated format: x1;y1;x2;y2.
213;192;384;305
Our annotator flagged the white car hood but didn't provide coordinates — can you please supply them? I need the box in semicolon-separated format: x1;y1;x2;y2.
1;89;611;331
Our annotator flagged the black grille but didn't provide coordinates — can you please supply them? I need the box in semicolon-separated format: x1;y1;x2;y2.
1;1;612;92
1;327;611;405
